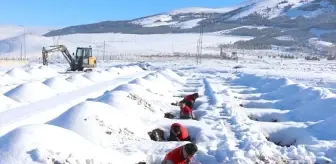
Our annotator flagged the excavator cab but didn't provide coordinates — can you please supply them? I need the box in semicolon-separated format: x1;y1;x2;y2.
74;47;96;71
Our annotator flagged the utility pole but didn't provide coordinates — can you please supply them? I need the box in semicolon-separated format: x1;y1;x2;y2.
24;28;26;59
196;24;204;64
18;25;26;60
20;44;23;60
103;41;106;60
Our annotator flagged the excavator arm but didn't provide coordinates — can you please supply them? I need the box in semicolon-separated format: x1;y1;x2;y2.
42;45;76;69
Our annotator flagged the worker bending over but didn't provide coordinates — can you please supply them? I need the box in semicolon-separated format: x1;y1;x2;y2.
180;93;199;109
179;101;195;120
161;143;198;164
168;123;191;142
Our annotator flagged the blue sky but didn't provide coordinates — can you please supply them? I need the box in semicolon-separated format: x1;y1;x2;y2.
0;0;244;27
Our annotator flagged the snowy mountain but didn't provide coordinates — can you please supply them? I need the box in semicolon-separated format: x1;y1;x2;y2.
42;0;336;50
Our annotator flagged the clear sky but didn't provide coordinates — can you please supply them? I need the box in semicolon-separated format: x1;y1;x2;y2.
0;0;245;27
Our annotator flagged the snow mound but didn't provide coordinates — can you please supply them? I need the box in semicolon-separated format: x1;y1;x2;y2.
233;74;264;86
43;77;77;93
4;82;57;103
234;74;294;93
0;73;17;86
6;68;31;80
83;71;107;82
0;124;127;164
157;69;185;84
309;114;336;140
66;74;94;87
98;70;115;79
0;95;18;112
25;68;47;80
38;65;58;77
106;67;121;74
129;77;173;96
49;101;149;148
93;90;163;116
275;86;334;110
287;96;336;122
262;83;307;100
258;77;294;92
142;72;177;91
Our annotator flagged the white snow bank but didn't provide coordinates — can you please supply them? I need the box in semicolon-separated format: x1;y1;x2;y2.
262;83;307;100
25;68;48;80
0;124;129;164
94;89;164;117
0;73;17;86
6;68;31;80
106;67;122;74
258;77;294;93
173;18;204;29
49;101;149;148
0;95;18;112
4;81;57;103
158;68;185;84
309;114;336;140
275;86;334;110
66;74;94;87
132;14;173;27
169;7;235;14
287;96;336;122
83;71;107;82
233;74;294;93
43;77;77;93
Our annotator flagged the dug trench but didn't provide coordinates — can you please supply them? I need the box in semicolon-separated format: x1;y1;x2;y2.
228;81;301;149
149;78;204;142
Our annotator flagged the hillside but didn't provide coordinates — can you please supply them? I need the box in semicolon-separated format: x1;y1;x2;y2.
43;0;336;50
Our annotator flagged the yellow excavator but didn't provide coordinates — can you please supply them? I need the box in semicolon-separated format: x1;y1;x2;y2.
42;45;97;72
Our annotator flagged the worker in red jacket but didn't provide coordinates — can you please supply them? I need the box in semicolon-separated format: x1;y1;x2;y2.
179;101;195;119
180;102;195;119
181;93;199;109
168;123;191;141
161;143;198;164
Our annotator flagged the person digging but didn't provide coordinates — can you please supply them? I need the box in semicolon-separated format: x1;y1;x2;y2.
179;101;195;120
168;123;191;142
181;93;199;109
161;143;198;164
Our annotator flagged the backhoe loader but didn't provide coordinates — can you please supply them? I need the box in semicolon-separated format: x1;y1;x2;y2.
42;45;96;72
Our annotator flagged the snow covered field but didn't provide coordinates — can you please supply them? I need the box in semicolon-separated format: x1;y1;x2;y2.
0;56;336;163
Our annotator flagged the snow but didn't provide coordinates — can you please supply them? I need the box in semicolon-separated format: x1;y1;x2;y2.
172;18;204;29
2;32;336;163
169;7;236;15
0;32;252;58
4;81;57;103
66;74;94;87
43;77;77;93
131;14;175;27
6;67;31;80
286;0;335;18
275;36;294;41
215;26;269;35
228;0;315;20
